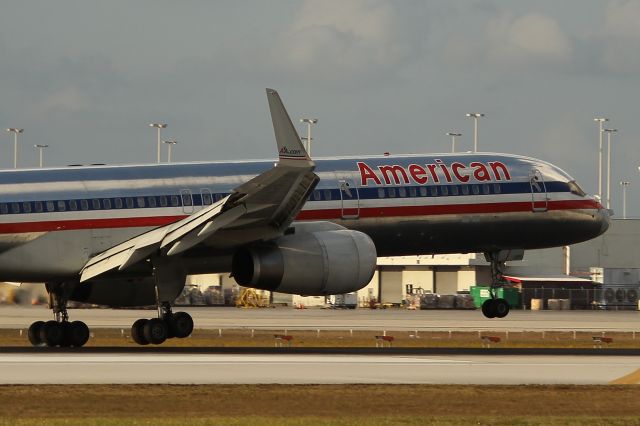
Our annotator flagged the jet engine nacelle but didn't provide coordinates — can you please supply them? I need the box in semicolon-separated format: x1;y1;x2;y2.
232;230;377;295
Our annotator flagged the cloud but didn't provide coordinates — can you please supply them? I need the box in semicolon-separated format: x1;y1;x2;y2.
443;12;572;69
267;0;414;84
36;87;92;114
601;0;640;72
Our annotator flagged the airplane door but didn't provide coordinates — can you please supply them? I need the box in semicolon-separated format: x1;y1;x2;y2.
339;179;360;219
529;169;548;212
200;189;213;208
180;189;194;214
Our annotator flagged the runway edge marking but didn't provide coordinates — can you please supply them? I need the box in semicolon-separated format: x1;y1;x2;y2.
609;368;640;385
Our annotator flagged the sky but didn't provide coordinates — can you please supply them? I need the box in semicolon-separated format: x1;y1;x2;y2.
0;1;639;215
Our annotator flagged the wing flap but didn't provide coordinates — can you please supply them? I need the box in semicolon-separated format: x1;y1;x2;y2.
160;195;230;249
166;204;248;256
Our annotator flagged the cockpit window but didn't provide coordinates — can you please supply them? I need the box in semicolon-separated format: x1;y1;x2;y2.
568;181;586;197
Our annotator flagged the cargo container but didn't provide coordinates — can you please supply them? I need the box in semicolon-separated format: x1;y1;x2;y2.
470;286;520;308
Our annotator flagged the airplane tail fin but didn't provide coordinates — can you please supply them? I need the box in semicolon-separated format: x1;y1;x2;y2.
266;88;314;167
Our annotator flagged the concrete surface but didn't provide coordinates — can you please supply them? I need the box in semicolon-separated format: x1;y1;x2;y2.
0;352;637;384
1;305;639;332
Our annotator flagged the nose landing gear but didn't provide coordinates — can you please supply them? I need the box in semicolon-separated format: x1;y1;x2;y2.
480;251;521;319
481;297;510;318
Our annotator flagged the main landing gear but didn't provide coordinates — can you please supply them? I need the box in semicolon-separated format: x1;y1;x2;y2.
28;282;90;347
130;303;194;345
480;251;520;319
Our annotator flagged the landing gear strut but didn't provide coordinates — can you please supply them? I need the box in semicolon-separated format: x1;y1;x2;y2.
131;260;193;345
130;302;194;345
480;251;514;319
28;282;90;347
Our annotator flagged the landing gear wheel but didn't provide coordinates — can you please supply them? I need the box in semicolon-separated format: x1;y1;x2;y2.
481;299;497;318
67;321;90;347
59;322;72;347
143;318;168;345
494;298;510;318
39;320;65;347
170;312;194;338
28;321;45;346
131;319;150;345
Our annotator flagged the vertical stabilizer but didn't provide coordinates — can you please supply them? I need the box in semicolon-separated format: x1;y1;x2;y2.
266;88;313;167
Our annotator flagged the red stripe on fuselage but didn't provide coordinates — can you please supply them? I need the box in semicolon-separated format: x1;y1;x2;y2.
0;199;599;234
298;199;600;220
0;215;187;234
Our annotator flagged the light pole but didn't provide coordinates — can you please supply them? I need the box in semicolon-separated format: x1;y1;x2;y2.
603;128;617;209
163;140;177;163
6;128;23;169
620;181;630;219
34;144;49;168
465;113;484;153
446;132;462;153
594;118;609;200
301;137;313;153
149;123;167;164
300;118;317;156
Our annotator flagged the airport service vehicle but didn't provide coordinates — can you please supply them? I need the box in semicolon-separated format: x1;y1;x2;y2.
0;89;609;347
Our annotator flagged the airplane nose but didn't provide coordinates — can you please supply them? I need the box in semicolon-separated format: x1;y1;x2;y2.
596;207;611;236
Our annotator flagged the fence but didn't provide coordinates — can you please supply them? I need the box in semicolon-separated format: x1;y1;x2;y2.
521;287;638;310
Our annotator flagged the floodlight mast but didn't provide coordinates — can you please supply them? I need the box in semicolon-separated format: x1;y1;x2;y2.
446;132;462;153
603;128;617;210
6;128;24;169
594;118;609;200
465;113;484;152
620;181;630;219
163;140;178;163
149;123;167;164
34;144;49;168
300;118;317;156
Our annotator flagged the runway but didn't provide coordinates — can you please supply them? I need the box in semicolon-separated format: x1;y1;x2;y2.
1;352;638;385
2;307;638;386
2;305;639;332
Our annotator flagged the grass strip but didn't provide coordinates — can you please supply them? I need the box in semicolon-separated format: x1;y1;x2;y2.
1;385;639;419
2;328;640;348
0;416;639;426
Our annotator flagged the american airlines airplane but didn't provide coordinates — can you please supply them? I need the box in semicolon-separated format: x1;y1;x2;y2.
0;89;609;347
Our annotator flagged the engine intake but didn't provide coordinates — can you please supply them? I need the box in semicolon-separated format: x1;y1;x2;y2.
232;230;377;295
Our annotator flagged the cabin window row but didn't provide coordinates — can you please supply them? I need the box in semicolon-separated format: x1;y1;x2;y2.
0;192;228;215
310;183;502;201
378;183;502;198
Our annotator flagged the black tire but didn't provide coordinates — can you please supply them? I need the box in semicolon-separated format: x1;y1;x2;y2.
494;298;510;318
481;299;497;318
59;322;72;347
143;318;168;345
39;320;65;347
28;321;45;346
67;321;90;347
170;312;194;339
131;319;149;345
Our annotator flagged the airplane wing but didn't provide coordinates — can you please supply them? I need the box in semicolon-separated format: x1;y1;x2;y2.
80;88;319;282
